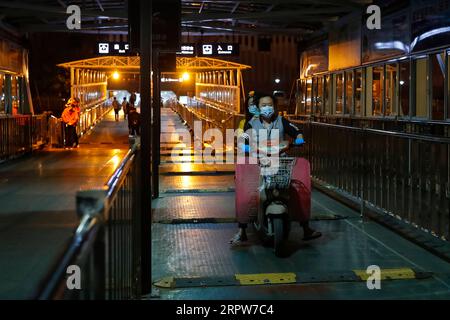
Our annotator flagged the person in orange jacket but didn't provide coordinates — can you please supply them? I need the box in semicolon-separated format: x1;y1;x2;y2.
62;98;80;149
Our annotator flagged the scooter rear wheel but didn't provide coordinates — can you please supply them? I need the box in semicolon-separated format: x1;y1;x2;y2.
273;217;285;257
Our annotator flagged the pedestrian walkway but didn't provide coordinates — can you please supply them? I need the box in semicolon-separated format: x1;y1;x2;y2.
151;107;450;300
0;110;130;299
159;108;235;193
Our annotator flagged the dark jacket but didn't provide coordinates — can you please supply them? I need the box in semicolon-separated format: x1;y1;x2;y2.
243;116;302;139
128;109;140;128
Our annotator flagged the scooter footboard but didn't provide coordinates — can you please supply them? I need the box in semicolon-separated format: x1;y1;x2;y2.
289;158;312;223
235;164;260;224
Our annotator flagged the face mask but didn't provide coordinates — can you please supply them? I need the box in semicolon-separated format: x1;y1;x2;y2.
260;105;274;118
248;104;259;116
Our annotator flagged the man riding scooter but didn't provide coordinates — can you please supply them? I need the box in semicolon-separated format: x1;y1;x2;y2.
231;93;322;246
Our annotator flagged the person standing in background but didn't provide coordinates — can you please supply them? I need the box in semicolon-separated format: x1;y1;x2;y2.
62;99;80;149
71;98;81;148
112;97;121;121
122;97;129;120
127;104;140;136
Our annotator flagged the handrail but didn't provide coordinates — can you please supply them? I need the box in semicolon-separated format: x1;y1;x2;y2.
194;97;237;115
35;138;142;300
36;214;102;300
364;127;450;144
105;143;138;198
292;119;450;144
306;121;364;132
181;103;224;128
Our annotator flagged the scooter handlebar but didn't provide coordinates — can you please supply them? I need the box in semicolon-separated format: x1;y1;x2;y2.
243;139;305;154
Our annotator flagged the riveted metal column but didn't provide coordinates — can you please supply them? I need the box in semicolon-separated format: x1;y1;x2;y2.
152;50;161;199
139;0;152;296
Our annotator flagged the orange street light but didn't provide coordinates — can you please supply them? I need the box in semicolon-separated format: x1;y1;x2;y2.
112;71;120;80
181;72;190;82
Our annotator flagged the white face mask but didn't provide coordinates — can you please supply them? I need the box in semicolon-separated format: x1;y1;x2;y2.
260;105;274;118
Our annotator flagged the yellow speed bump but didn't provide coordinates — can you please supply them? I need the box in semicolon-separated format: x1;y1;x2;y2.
153;276;176;288
153;268;431;289
353;268;416;281
236;273;297;285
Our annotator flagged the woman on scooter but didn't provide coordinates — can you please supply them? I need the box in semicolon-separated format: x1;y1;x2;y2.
231;93;322;246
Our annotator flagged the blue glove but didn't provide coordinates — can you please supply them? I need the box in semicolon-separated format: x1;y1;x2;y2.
242;144;250;153
294;137;305;145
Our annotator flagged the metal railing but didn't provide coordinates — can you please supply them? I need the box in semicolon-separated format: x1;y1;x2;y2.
48;101;112;148
170;103;449;241
293;120;450;241
31;114;50;147
172;100;243;140
1;100;112;159
36;139;142;300
0;114;50;161
77;101;112;136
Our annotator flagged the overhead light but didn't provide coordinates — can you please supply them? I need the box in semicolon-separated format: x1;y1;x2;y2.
275;78;281;84
181;72;190;82
112;71;120;80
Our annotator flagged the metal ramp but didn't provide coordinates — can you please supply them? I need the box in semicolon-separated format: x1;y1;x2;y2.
151;108;450;300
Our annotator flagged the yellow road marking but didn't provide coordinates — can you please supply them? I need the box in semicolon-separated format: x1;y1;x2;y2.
153;276;175;288
353;268;416;280
236;273;297;285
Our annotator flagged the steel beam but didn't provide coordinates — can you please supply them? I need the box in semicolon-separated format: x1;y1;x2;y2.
183;7;349;23
139;0;152;296
95;0;105;12
182;23;314;35
152;51;161;199
182;0;366;8
0;2;126;18
231;2;240;14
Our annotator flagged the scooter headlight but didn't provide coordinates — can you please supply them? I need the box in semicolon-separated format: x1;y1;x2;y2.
260;157;271;168
272;189;280;197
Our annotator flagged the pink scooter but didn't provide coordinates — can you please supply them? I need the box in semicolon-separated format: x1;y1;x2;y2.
236;140;311;256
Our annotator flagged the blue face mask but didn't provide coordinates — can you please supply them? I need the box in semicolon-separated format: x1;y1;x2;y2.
260;105;274;118
248;104;260;116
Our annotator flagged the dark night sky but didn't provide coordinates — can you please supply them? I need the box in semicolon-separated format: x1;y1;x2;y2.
29;33;114;114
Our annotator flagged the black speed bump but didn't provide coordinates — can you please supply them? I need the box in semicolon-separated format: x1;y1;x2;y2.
154;217;237;224
154;268;433;289
153;214;349;225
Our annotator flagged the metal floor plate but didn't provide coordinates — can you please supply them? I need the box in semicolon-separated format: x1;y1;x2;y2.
160;163;235;174
153;191;346;223
151;108;450;300
160;175;236;193
0;110;129;299
152;188;450;300
153;193;235;222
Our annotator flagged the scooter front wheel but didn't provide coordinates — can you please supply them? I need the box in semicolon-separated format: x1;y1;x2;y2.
272;217;285;257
